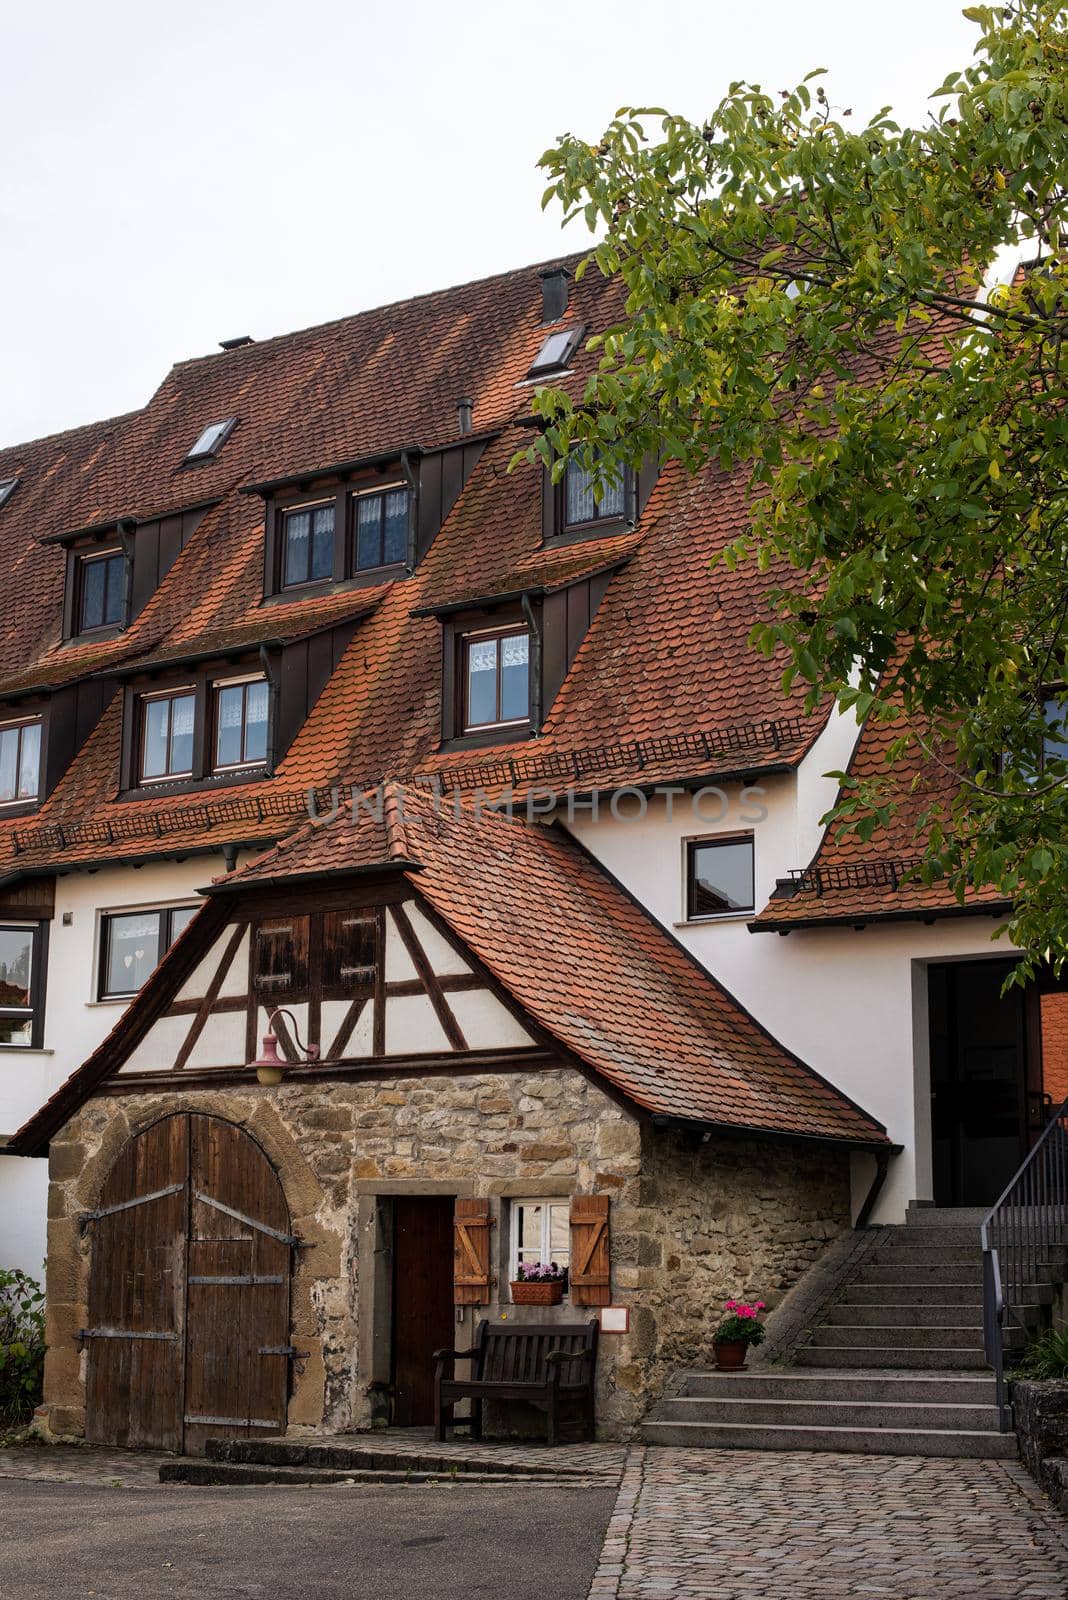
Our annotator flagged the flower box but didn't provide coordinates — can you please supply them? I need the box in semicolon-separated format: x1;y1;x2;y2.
510;1278;564;1306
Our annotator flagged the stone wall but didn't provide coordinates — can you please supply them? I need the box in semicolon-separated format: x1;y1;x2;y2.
41;1068;853;1443
1013;1380;1068;1511
631;1124;852;1396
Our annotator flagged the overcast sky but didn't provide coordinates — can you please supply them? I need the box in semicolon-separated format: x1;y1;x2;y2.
2;0;977;445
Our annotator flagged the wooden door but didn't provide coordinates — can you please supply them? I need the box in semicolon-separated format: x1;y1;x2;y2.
85;1114;189;1451
391;1196;455;1426
84;1113;291;1454
182;1115;291;1454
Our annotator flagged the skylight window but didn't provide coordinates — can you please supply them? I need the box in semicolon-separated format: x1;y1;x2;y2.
0;478;19;509
526;325;583;381
184;417;237;463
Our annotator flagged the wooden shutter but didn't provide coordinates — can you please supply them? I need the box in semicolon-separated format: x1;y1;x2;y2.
569;1193;611;1306
453;1198;492;1306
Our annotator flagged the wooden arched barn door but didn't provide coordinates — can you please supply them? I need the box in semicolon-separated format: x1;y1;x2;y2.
83;1114;292;1454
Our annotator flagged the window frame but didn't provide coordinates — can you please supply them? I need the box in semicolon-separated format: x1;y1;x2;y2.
684;831;756;922
184;416;237;464
278;498;337;591
74;546;126;635
509;1197;571;1294
351;482;410;574
0;920;48;1050
210;673;270;774
460;624;531;735
97;903;199;1002
136;686;197;785
0;715;43;809
561;456;628;532
264;472;414;600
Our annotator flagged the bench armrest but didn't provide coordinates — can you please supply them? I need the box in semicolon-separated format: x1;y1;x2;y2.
433;1347;478;1364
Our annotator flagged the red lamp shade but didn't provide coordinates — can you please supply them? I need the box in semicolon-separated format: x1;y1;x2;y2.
250;1009;320;1085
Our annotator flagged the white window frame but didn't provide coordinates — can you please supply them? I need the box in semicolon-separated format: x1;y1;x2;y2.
509;1197;571;1287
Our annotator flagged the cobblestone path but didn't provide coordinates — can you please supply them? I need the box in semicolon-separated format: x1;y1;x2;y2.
590;1448;1068;1600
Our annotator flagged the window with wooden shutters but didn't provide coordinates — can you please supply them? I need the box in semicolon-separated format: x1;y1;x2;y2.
252;916;310;997
568;1194;611;1306
453;1197;491;1306
322;910;377;997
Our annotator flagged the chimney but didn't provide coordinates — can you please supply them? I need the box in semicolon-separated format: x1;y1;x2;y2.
538;266;569;324
456;397;474;436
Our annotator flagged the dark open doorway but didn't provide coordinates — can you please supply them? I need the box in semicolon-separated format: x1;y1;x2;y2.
928;959;1044;1207
391;1195;455;1426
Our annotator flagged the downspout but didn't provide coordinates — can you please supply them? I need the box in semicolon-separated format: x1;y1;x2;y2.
520;591;543;735
853;1145;899;1230
400;450;419;574
117;517;137;628
258;644;279;777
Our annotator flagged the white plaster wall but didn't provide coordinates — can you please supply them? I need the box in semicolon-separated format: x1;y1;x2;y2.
565;712;1016;1224
0;852;237;1276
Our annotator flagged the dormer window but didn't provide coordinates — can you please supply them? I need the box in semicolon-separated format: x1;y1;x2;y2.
76;548;125;632
0;716;42;806
462;626;530;733
139;689;196;783
564;458;626;529
213;676;269;772
185;417;237;464
282;502;335;589
354;486;408;572
527;326;583;381
1043;696;1068;769
0;477;19;510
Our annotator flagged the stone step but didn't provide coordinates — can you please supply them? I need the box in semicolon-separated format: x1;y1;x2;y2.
205;1438;589;1478
841;1282;984;1305
677;1370;998;1404
823;1302;984;1328
906;1206;987;1229
640;1419;1017;1458
807;1323;984;1349
856;1263;983;1284
160;1460;565;1488
651;1396;1005;1431
872;1245;984;1265
795;1344;991;1369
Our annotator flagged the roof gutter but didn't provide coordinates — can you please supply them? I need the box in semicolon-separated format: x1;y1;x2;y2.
648;1111;891;1152
240;446;426;499
39;498;222;548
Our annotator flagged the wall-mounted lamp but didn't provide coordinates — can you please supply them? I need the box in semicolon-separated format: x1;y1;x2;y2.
251;1008;320;1086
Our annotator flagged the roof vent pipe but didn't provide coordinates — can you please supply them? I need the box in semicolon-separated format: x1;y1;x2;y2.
538;266;569;324
456;397;474;436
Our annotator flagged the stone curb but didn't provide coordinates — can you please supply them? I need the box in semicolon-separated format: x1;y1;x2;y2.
586;1445;646;1600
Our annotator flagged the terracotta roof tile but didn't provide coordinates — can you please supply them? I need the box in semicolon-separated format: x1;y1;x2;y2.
221;784;886;1145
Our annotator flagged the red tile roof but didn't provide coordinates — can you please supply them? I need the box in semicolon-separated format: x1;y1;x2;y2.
751;712;1010;931
0;253;832;883
215;784;886;1145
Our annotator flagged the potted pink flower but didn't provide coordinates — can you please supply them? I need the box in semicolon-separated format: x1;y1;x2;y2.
712;1298;767;1370
510;1262;567;1306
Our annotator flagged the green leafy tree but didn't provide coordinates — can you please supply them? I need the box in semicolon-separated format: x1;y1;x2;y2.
526;1;1068;978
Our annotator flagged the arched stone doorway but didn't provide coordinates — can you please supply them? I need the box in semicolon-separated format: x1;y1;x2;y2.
83;1112;293;1453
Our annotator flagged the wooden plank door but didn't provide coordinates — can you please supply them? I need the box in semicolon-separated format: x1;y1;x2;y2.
391;1196;455;1427
85;1114;189;1452
182;1115;291;1455
85;1113;291;1455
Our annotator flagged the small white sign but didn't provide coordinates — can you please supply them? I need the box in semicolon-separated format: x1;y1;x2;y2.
599;1306;630;1334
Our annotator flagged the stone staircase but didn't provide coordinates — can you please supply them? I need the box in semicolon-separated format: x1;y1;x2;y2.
642;1206;1058;1458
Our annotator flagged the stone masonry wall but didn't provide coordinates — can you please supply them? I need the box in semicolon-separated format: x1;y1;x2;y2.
42;1069;852;1442
632;1123;852;1395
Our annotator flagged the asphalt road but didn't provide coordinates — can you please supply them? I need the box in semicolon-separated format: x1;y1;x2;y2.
0;1478;615;1600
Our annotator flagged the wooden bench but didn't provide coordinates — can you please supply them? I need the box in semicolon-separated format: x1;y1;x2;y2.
433;1318;599;1445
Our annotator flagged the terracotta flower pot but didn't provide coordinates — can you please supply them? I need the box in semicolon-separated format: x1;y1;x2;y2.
510;1279;564;1306
713;1339;749;1370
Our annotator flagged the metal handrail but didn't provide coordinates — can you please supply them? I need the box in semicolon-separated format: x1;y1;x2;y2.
981;1097;1068;1429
